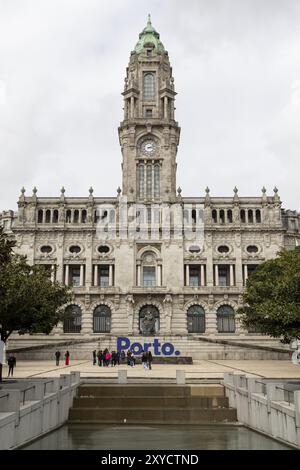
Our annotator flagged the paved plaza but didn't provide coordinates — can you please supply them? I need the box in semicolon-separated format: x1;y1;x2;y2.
2;360;300;380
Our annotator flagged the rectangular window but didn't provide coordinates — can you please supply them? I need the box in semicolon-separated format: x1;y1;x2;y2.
145;108;153;118
100;265;109;287
143;266;156;287
218;266;230;287
189;266;200;286
70;266;80;287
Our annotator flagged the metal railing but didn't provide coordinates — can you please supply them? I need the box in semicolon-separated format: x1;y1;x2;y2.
0;394;9;400
255;380;267;395
275;386;295;405
22;385;36;405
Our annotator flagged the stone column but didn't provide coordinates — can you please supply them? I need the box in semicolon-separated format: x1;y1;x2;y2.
65;264;69;286
80;265;84;286
137;264;141;287
157;265;161;287
109;264;113;287
163;294;173;334
214;264;219;287
164;96;168;119
200;265;205;286
93;264;98;286
185;264;190;287
130;97;134;118
244;264;248;286
126;295;135;335
51;264;55;283
230;264;234;286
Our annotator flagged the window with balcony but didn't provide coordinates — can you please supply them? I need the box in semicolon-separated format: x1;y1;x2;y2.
143;266;156;287
99;265;109;287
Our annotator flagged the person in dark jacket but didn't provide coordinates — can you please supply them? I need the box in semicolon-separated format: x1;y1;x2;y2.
55;350;61;366
7;355;16;377
141;350;148;369
92;350;97;365
147;351;153;370
97;350;103;366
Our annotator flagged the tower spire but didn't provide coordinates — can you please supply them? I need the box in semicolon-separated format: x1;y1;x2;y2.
147;13;151;26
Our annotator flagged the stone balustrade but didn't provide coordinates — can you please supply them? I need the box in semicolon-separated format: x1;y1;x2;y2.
0;372;80;450
223;372;300;448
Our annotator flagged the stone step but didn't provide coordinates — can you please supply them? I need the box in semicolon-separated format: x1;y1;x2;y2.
72;395;229;409
68;407;237;424
78;384;225;398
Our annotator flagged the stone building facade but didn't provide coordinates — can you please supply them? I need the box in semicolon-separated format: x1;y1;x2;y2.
1;17;300;343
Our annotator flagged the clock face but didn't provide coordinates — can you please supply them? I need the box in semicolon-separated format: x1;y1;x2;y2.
141;139;156;156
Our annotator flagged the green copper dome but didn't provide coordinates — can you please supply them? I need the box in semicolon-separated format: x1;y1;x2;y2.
134;14;165;54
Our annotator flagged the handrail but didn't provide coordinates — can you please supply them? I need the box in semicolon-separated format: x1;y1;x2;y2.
0;394;9;399
22;385;36;405
275;386;295;405
43;379;54;394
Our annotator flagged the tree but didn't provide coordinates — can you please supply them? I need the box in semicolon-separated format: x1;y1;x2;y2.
0;227;71;380
239;247;300;343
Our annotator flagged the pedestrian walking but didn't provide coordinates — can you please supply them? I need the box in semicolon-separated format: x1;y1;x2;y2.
130;351;135;367
115;351;120;366
7;355;16;377
55;350;61;366
127;349;131;366
92;350;97;365
65;350;70;366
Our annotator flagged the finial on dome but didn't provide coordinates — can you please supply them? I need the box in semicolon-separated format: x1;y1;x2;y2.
32;186;37;195
205;187;210;195
233;186;238;195
89;186;94;196
147;13;151;26
20;187;25;195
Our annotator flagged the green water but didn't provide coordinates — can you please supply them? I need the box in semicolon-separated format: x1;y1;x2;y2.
23;424;291;450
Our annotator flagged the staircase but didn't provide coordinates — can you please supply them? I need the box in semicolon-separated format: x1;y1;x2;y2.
68;384;237;424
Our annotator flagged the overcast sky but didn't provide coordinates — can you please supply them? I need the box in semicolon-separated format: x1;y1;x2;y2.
0;0;299;212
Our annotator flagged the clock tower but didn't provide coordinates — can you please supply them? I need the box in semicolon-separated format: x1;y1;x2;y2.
118;15;181;203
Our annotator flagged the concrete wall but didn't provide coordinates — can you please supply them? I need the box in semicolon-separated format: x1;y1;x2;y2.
223;373;300;448
0;372;80;450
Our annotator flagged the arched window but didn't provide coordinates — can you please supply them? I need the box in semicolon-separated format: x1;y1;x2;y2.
220;210;225;224
146;164;152;197
45;210;51;223
139;305;160;334
248;209;254;223
227;210;233;223
63;305;82;333
37;210;43;223
53;210;59;223
143;73;155;100
141;251;158;287
138;164;145;198
74;210;79;223
256;209;261;223
212;209;217;223
191;209;197;224
81;210;87;223
93;305;111;333
240;209;246;223
154;164;160;198
66;210;72;223
217;305;236;333
187;305;205;333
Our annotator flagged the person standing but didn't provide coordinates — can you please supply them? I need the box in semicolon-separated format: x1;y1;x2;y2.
120;350;126;364
55;350;61;366
7;355;16;377
65;350;70;366
92;350;97;365
141;350;148;369
147;351;153;370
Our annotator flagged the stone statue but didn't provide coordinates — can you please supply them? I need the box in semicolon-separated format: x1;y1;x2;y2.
141;309;156;335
